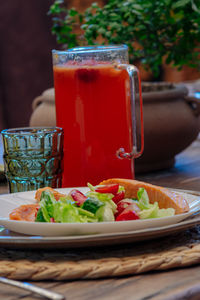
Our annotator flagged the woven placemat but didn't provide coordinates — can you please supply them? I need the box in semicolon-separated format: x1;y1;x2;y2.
0;225;200;281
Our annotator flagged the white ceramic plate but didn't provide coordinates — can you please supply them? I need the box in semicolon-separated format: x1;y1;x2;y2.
0;188;199;236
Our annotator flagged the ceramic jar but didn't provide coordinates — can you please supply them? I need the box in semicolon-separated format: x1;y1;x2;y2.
30;89;56;127
135;83;200;172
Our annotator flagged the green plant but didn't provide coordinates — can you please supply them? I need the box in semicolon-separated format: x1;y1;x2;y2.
49;0;200;77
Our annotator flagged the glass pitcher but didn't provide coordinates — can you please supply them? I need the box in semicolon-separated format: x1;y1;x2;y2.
52;45;143;187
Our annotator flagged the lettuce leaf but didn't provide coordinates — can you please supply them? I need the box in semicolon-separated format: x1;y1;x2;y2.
39;191;56;222
137;188;175;219
35;208;46;222
53;202;89;223
95;203;115;222
139;202;159;219
156;208;175;218
137;188;150;210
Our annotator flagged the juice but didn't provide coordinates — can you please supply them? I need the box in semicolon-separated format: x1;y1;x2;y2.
53;61;134;187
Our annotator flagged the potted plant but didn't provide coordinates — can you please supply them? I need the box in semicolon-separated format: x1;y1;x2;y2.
49;0;200;79
30;0;200;173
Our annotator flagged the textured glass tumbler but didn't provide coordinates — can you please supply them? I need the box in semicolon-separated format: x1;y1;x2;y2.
1;127;63;193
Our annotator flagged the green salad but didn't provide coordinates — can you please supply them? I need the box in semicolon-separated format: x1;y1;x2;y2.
35;183;175;223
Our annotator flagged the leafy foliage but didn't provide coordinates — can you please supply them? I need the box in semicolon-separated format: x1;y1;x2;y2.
49;0;200;76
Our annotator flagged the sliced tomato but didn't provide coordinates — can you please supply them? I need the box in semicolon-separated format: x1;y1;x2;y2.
70;189;87;206
126;203;140;214
112;190;125;204
95;184;119;195
116;210;139;221
115;199;135;217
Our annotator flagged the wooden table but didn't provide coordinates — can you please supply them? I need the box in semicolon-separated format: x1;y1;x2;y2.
0;135;200;300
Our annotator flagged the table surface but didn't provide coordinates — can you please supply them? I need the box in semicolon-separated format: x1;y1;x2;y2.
0;135;200;300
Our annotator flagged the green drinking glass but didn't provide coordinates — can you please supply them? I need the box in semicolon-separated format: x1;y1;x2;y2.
1;127;63;193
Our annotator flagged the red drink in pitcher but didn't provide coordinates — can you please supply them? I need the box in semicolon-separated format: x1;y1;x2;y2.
53;46;143;187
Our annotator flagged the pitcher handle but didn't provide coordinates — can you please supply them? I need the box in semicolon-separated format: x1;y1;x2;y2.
116;64;144;159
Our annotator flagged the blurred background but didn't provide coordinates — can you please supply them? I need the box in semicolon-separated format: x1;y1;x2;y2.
0;0;57;131
0;0;199;132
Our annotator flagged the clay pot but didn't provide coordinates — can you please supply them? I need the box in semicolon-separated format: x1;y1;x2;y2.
30;83;200;173
30;89;56;127
135;82;200;173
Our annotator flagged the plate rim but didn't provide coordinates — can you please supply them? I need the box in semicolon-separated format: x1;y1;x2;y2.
0;215;199;250
0;214;200;240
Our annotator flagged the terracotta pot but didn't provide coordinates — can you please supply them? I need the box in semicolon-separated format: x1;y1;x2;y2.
30;83;200;173
30;89;56;127
135;82;200;173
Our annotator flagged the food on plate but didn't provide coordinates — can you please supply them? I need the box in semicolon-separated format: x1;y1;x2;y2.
35;187;65;202
100;178;189;214
9;179;189;223
9;204;40;222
